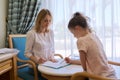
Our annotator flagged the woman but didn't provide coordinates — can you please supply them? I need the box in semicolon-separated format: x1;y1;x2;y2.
25;9;56;64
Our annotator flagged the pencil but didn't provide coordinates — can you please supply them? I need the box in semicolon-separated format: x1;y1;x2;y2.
59;59;65;64
59;54;72;64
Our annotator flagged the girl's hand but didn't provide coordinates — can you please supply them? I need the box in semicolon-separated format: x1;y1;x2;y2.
65;57;72;63
37;58;47;64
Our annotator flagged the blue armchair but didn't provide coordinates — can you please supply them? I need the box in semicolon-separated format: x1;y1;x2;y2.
8;34;38;80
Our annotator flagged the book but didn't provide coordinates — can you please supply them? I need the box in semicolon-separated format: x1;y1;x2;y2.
41;59;70;69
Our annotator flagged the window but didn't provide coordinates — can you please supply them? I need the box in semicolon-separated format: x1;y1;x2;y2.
40;0;120;60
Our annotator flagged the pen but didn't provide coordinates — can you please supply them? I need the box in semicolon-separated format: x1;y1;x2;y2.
59;54;72;64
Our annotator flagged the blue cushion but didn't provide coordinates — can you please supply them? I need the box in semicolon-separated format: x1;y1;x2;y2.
12;37;29;66
18;67;46;80
18;67;34;80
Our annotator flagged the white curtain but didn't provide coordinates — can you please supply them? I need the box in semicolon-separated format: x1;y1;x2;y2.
40;0;120;60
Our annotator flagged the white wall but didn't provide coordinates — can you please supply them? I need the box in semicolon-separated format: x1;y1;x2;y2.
0;0;8;48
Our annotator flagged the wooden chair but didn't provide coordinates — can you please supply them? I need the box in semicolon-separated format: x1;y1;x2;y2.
8;34;63;80
71;61;120;80
9;34;38;80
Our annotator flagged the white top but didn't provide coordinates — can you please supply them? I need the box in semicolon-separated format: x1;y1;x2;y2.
77;33;117;78
25;29;55;61
38;64;83;76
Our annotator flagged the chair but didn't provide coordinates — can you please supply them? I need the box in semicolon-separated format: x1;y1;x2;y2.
8;34;63;80
8;34;38;80
71;61;120;80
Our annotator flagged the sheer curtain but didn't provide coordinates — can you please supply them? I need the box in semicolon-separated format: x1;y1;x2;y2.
40;0;120;60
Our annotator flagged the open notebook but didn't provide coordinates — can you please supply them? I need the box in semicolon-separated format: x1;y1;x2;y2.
41;59;70;69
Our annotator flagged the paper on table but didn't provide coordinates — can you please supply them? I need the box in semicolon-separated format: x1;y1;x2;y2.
41;59;70;69
0;48;19;54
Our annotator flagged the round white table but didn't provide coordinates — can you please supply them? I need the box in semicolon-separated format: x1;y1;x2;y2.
38;64;83;80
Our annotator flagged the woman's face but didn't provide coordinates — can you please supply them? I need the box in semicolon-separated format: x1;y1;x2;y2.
41;14;52;29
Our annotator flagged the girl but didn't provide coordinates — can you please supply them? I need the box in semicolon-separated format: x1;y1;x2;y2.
65;12;117;79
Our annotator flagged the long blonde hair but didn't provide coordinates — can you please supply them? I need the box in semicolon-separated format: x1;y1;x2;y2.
35;9;52;33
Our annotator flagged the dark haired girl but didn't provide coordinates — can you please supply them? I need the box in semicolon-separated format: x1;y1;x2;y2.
65;12;117;79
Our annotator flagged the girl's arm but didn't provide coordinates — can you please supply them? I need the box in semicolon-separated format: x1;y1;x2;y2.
70;59;81;65
79;50;86;71
65;57;81;65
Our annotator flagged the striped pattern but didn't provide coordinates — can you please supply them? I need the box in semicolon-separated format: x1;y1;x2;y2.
7;0;41;34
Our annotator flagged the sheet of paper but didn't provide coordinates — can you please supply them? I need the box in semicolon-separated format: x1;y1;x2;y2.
41;59;70;69
0;48;19;54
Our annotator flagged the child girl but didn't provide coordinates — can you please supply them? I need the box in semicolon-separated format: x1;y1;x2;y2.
65;12;117;79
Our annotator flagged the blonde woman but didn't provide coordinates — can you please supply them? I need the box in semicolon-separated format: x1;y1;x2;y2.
25;9;56;64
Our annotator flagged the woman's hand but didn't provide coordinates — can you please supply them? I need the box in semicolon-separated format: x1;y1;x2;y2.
65;57;72;63
50;58;58;63
37;58;47;64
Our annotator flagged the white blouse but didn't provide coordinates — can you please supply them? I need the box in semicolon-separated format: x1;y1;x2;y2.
25;29;55;61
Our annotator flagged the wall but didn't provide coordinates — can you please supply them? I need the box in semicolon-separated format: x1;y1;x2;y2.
0;0;8;48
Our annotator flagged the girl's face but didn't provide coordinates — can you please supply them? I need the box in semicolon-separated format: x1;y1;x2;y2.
69;26;85;38
69;27;80;38
41;14;52;29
